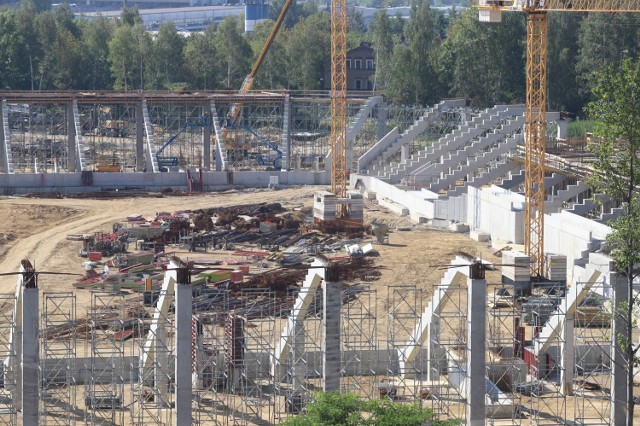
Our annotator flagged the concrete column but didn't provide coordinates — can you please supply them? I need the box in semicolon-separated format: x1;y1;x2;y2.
314;157;320;172
202;104;211;171
136;102;145;172
466;277;486;426
377;102;387;141
322;266;340;392
296;156;302;170
611;273;628;426
21;287;39;426
560;314;574;396
67;102;76;172
174;268;192;426
400;145;409;163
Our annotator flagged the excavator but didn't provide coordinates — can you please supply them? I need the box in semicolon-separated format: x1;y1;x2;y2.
220;0;293;161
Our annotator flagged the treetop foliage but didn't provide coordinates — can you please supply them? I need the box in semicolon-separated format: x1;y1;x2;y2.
1;1;639;111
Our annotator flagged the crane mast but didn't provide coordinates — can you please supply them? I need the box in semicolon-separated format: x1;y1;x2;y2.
330;0;348;200
479;0;640;275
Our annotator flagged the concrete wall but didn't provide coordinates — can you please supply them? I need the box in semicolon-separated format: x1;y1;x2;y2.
0;170;329;195
466;186;524;244
545;210;611;271
352;175;437;219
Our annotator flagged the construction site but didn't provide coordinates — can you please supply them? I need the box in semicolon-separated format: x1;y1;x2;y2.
1;1;640;425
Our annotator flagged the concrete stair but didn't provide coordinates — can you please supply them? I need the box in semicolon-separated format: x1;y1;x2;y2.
141;100;159;173
361;99;466;175
71;100;87;172
1;99;14;174
599;206;625;223
545;180;590;213
347;96;382;143
414;114;526;190
379;105;524;183
445;160;521;198
498;169;525;190
210;100;228;171
428;131;524;193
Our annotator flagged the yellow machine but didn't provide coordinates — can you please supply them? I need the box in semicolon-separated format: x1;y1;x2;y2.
221;0;294;150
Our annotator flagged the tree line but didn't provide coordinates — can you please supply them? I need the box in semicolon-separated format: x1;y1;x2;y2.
1;0;640;114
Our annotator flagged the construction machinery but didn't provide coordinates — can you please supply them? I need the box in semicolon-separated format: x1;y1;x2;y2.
221;0;294;151
99;120;129;137
156;115;211;171
478;0;640;275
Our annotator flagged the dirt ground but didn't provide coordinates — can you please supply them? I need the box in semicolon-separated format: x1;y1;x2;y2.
0;185;501;320
1;185;637;423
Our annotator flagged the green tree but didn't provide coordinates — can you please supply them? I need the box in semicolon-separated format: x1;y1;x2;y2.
119;6;143;27
79;17;115;89
586;57;640;426
0;10;31;89
15;1;41;90
577;13;640;100
385;0;441;105
148;22;186;89
248;19;289;90
369;10;393;91
214;16;252;89
184;27;219;90
285;12;330;90
108;24;151;90
282;391;457;426
439;6;525;107
547;13;583;114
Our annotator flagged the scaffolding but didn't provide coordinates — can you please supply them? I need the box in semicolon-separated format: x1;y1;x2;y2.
133;289;174;425
340;285;377;399
274;285;323;422
193;287;230;426
486;284;526;424
573;281;611;425
526;284;567;425
429;280;467;422
85;293;129;426
0;293;17;425
40;292;77;426
234;288;276;424
387;286;424;401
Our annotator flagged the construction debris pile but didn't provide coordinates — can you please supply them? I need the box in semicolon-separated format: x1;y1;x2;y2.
66;201;383;317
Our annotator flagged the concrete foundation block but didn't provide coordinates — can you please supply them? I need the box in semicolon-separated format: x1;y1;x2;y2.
470;230;491;242
449;222;469;233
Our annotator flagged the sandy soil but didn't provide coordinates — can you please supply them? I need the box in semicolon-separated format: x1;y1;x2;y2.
0;185;501;319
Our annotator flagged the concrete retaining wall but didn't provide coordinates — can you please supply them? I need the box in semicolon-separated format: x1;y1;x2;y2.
0;170;329;195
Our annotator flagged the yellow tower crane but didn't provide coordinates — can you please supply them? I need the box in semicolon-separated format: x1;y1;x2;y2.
478;0;640;276
331;0;349;201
